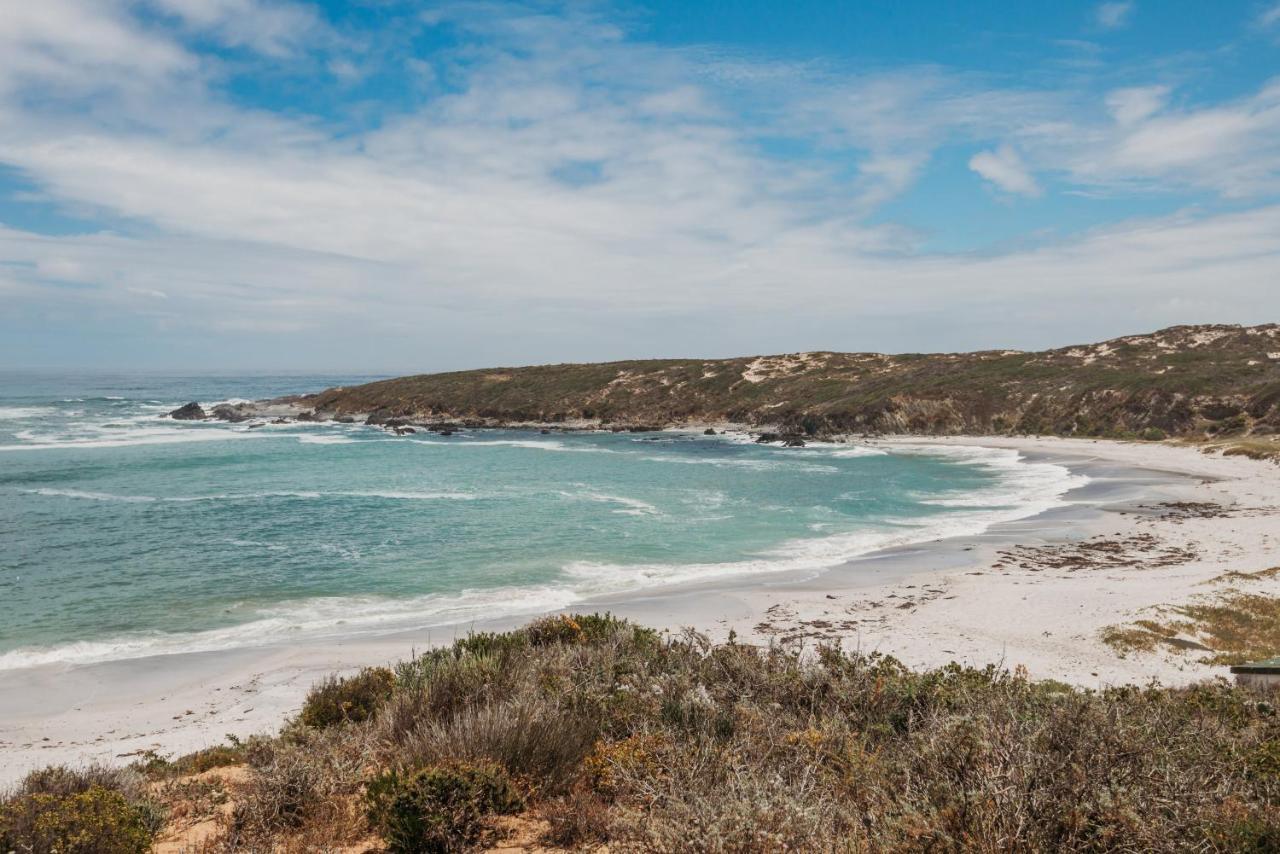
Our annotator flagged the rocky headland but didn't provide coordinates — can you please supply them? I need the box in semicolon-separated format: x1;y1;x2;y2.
172;324;1280;455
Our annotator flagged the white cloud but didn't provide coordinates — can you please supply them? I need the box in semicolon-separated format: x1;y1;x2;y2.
0;0;194;95
0;0;1278;368
143;0;327;56
968;145;1041;196
1106;85;1168;125
1260;3;1280;28
127;286;170;299
1096;2;1135;30
3;201;1277;364
34;257;89;282
1059;82;1280;198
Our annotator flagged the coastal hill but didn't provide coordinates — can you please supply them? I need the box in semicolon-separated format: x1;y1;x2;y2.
299;324;1280;439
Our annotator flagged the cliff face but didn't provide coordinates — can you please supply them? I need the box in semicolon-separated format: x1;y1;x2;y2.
304;324;1280;438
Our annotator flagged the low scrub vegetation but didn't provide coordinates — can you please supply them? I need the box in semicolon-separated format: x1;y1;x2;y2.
8;613;1280;852
1219;439;1280;463
299;665;396;728
0;765;164;853
1104;588;1280;666
304;324;1280;440
366;761;523;851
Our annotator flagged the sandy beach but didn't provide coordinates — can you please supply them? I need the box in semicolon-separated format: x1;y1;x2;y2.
2;435;1277;785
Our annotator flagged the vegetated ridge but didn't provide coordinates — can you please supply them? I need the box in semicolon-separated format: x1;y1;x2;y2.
301;324;1280;440
7;614;1280;852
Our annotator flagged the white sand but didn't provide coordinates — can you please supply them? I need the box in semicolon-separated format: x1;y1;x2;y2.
620;437;1280;686
2;436;1277;785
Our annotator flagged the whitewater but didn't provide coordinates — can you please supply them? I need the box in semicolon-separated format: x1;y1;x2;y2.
0;372;1085;670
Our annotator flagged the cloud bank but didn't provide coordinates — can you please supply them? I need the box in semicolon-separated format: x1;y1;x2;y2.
0;1;1277;370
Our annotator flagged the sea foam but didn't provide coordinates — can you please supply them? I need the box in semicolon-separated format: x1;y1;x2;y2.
0;584;581;671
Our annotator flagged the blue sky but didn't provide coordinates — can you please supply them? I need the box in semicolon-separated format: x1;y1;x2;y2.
1;0;1278;371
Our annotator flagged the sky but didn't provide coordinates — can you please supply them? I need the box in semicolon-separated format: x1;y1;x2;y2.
1;0;1279;372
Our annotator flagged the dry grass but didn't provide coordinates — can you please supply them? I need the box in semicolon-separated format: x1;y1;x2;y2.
1211;565;1280;585
1103;588;1280;665
1200;437;1280;464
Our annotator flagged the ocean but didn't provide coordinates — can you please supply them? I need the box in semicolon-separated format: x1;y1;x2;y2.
0;372;1084;670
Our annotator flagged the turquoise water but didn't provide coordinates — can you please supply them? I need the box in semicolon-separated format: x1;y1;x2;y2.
0;373;1081;669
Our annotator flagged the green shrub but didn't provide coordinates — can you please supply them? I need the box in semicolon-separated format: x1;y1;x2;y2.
0;786;154;854
386;654;511;729
192;614;1280;851
524;614;585;646
365;761;522;853
448;630;529;661
1209;414;1248;435
300;666;396;728
393;696;596;793
575;612;660;646
135;742;246;778
174;743;245;774
1141;426;1168;441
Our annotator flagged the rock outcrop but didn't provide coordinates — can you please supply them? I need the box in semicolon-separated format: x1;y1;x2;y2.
168;402;206;420
210;404;250;423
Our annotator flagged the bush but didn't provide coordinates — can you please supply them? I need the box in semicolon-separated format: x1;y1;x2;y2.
300;666;396;728
1141;426;1168;441
129;614;1280;851
365;761;523;853
583;734;667;798
524;614;585;646
575;611;657;645
393;696;596;793
221;727;373;848
540;789;611;847
173;743;244;775
13;764;146;801
134;742;245;778
0;786;154;854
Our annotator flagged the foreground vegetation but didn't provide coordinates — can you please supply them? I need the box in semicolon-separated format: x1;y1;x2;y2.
297;324;1280;441
5;614;1280;852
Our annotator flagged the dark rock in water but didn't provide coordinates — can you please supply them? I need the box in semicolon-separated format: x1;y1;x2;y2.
210;404;250;423
541;429;551;434
365;409;394;425
439;429;455;436
393;426;416;435
169;402;206;420
704;428;717;435
755;432;805;446
334;415;356;424
248;422;264;429
295;410;318;422
271;418;290;425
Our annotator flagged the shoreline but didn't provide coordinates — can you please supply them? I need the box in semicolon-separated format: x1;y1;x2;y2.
2;435;1277;784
